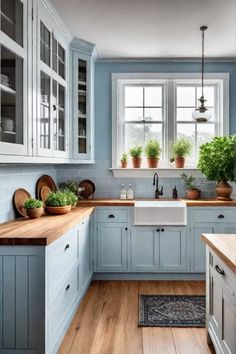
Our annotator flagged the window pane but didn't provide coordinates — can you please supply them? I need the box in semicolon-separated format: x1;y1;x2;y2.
197;86;214;106
144;108;162;121
125;87;143;106
197;124;215;154
144;87;162;106
1;0;23;47
40;22;51;67
177;123;195;162
177;108;195;121
125;124;144;151
125;108;143;121
145;124;162;147
177;87;195;107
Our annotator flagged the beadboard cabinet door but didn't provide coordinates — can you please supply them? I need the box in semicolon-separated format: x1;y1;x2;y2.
0;247;45;354
97;223;128;272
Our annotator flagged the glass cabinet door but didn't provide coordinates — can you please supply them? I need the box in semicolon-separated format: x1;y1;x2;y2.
38;3;68;158
0;0;28;155
78;59;87;154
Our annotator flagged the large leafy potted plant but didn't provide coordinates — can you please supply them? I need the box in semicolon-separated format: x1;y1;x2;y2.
130;145;142;168
180;173;201;200
145;139;162;168
170;138;191;168
45;191;71;215
198;136;236;200
23;198;44;219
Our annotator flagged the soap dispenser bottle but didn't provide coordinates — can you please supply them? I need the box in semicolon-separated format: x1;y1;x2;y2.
120;184;127;200
127;184;134;200
172;186;178;199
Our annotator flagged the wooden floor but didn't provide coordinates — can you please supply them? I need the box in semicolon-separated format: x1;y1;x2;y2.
58;281;215;354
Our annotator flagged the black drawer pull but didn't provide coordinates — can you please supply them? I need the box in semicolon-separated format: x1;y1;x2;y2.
161;228;165;232
64;244;70;251
218;214;225;219
215;265;225;276
125;227;128;231
66;284;70;291
108;214;115;218
156;228;160;232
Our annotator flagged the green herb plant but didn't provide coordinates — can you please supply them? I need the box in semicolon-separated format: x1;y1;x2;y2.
145;139;161;158
198;136;236;182
121;153;128;163
129;145;142;158
59;181;77;195
23;198;43;209
45;191;71;207
170;138;191;161
64;190;78;205
180;173;199;190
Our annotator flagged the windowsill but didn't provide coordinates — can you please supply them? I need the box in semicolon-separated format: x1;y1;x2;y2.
110;167;203;178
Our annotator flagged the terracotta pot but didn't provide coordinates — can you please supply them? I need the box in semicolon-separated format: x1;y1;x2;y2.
71;202;77;209
215;180;233;201
121;160;128;168
132;157;142;168
186;189;201;200
26;207;44;219
45;205;72;215
175;157;185;168
147;158;159;168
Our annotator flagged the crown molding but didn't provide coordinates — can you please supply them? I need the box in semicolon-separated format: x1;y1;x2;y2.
96;57;236;63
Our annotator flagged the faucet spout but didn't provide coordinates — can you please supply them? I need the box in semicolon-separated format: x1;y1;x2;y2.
153;173;163;199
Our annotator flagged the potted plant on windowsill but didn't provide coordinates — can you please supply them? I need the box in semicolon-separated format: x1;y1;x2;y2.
45;191;72;215
120;153;128;168
198;136;236;201
170;138;191;168
180;173;201;200
130;145;142;168
145;139;161;168
23;198;44;219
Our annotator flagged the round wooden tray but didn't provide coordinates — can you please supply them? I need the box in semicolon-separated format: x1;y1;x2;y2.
13;188;32;217
36;175;57;200
78;179;95;199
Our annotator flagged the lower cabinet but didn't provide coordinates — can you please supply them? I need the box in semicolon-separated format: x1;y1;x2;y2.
131;226;187;272
97;223;128;272
208;249;236;354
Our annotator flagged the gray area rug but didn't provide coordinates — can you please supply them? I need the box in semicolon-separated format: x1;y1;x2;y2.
139;295;205;327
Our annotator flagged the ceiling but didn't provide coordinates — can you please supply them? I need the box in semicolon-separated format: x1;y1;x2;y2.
51;0;236;59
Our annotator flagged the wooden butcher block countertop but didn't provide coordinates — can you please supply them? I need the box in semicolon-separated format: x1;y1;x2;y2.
0;207;94;246
77;198;236;207
201;233;236;274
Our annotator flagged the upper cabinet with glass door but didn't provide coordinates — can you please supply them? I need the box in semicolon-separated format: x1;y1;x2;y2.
0;0;29;156
71;38;96;162
37;1;69;158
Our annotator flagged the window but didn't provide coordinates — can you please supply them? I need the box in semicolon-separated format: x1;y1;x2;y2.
112;73;229;170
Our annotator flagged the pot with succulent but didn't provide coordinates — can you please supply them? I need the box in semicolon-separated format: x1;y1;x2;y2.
198;136;236;201
145;139;161;168
23;198;44;219
45;191;72;215
180;173;201;200
130;145;143;168
120;153;128;168
170;138;191;168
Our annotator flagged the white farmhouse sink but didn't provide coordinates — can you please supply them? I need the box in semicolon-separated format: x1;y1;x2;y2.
134;200;187;225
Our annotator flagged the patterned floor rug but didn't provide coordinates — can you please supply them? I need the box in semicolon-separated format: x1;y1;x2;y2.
139;295;206;327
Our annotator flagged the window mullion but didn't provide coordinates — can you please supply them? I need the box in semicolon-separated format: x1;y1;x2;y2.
166;80;175;167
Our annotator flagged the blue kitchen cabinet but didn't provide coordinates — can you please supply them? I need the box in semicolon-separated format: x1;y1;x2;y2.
159;227;187;272
79;216;93;290
97;223;128;272
131;227;159;271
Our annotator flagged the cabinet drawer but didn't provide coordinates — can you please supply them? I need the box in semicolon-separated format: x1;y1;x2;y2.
47;228;78;291
98;209;128;223
211;250;236;295
193;209;236;223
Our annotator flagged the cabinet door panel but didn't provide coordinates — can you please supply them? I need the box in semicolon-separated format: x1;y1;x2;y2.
222;285;236;354
209;268;223;339
160;227;187;272
193;225;214;272
98;223;128;272
131;227;158;271
79;218;91;288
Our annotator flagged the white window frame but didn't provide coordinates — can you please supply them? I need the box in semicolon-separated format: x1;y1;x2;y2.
112;73;229;177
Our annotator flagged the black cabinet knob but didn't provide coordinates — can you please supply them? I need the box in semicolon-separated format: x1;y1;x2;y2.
108;214;115;218
66;284;70;291
156;228;160;232
125;227;128;231
218;214;225;219
64;244;70;251
161;228;165;232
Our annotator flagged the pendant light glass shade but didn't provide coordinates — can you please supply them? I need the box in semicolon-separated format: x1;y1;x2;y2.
192;26;212;123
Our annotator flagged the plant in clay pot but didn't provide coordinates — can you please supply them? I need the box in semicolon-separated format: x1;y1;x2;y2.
64;190;79;209
45;191;71;215
129;145;143;168
120;153;128;168
170;138;191;168
198;136;236;201
145;139;162;168
23;198;44;219
180;173;201;200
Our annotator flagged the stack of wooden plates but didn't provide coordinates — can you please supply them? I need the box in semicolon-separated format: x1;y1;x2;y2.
36;175;57;202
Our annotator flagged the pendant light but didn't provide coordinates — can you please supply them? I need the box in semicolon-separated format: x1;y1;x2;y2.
192;25;212;122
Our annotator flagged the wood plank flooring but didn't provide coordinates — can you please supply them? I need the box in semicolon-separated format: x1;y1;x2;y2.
58;281;215;354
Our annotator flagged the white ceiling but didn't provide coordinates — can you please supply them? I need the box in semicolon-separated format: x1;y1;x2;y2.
51;0;236;59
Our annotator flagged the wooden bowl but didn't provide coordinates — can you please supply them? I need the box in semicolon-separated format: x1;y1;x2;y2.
26;207;44;219
45;205;71;215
